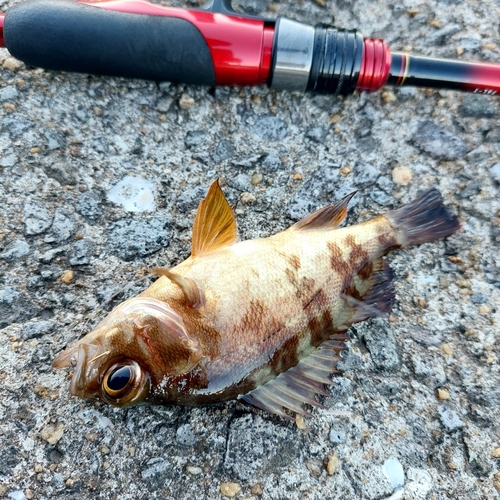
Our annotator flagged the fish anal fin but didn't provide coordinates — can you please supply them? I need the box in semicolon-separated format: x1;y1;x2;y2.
239;334;348;418
344;258;395;323
151;268;204;308
290;192;356;231
191;180;238;257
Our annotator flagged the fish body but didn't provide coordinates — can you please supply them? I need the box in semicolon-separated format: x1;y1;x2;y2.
54;182;459;419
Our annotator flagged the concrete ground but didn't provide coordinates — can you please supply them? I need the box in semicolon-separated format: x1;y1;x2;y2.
0;0;499;498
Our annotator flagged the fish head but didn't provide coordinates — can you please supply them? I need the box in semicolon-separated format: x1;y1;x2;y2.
53;297;204;406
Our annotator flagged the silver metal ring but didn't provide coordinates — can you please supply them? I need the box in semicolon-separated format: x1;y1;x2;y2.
271;18;315;92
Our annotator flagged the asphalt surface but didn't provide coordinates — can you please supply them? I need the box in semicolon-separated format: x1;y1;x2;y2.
0;0;499;499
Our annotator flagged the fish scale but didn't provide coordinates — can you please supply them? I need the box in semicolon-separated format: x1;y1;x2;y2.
53;182;459;418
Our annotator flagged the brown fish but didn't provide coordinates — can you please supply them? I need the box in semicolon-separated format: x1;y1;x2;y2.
53;181;459;419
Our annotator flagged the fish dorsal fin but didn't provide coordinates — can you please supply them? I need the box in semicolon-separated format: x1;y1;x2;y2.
191;180;238;257
151;268;204;308
290;192;356;231
239;334;348;420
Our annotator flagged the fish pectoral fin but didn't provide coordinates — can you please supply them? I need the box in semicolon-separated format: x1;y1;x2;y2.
238;337;348;420
151;268;204;308
289;191;356;231
191;179;238;257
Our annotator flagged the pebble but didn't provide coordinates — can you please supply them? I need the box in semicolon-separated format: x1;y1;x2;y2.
441;344;453;355
295;414;306;429
491;448;500;458
7;492;27;500
412;121;468;160
214;140;236;163
240;192;256;204
178;93;195;110
251;173;263;185
69;239;93;266
437;388;451;400
438;406;464;432
326;452;340;475
22;320;55;340
42;161;78;186
184;130;207;148
40;423;65;445
305;127;327;142
1;239;30;260
250;484;263;495
305;459;322;477
0;86;18;102
392;166;413;186
220;482;241;498
251;116;288;141
44;209;77;243
3;57;23;71
460;94;499;118
186;466;202;475
382;91;397;104
76;191;102;220
261;152;281;172
23;201;53;236
106;217;169;261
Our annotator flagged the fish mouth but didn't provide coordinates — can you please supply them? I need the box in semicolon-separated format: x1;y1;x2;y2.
68;343;109;400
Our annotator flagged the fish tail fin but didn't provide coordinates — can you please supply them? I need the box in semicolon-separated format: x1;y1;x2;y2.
386;189;460;247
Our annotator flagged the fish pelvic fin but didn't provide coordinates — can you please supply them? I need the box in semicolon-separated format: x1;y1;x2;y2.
386;189;460;247
239;335;348;420
151;268;204;308
289;192;356;232
191;179;238;257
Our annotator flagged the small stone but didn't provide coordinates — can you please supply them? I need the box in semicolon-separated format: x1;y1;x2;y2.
44;209;77;243
60;269;74;284
186;466;202;475
484;43;496;50
65;479;74;487
437;388;450;400
331;114;341;123
429;19;441;28
76;191;102;220
491;448;500;458
128;446;136;457
413;121;468;161
3;57;23;71
214;140;236;163
30;147;40;154
305;459;322;477
456;46;464;56
295;414;306;430
0;86;18;101
479;305;490;315
251;173;263;185
293;173;302;181
69;239;94;266
2;102;16;113
305;127;327;142
220;482;241;498
1;239;30;260
34;464;43;473
261;152;282;172
40;423;65;445
250;485;263;495
100;445;110;454
382;90;397;104
340;166;351;177
240;192;256;204
185;130;207;148
326;452;340;475
103;461;110;470
490;163;500;183
407;7;420;16
24;201;53;235
494;481;500;492
22;320;55;340
179;93;195;110
25;489;33;500
441;344;453;355
438;406;464;432
392;166;413;186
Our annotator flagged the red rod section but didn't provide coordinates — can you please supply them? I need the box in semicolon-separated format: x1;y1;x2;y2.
0;14;5;47
80;0;274;86
356;38;392;92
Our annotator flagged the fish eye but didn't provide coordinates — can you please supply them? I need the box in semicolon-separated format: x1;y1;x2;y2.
102;360;150;405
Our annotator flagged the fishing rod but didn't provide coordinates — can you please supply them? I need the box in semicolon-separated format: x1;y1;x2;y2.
0;0;499;96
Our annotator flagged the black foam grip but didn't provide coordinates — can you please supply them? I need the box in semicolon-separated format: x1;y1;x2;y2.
3;0;216;85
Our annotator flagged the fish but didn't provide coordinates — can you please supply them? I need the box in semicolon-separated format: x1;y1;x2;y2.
53;181;460;419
